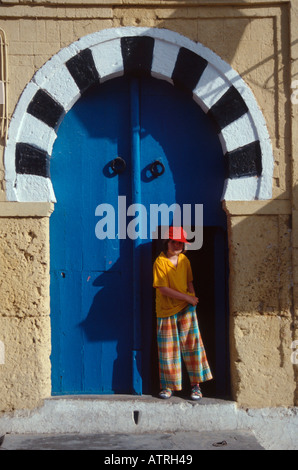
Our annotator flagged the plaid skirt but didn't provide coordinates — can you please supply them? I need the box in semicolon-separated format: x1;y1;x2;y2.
157;306;213;391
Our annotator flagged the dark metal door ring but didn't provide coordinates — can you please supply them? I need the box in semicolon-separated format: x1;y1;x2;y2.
111;157;127;175
150;160;165;178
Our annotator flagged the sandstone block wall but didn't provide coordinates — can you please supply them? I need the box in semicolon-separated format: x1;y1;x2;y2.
0;215;51;410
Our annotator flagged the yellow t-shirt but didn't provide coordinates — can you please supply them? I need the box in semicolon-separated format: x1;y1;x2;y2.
153;252;194;318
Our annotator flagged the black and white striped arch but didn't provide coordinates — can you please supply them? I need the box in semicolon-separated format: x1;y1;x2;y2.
4;27;273;202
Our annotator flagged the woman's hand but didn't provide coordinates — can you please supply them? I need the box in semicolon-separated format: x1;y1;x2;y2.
187;294;199;306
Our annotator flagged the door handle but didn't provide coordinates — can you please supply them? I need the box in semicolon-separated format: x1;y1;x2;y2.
150;160;165;178
110;157;126;175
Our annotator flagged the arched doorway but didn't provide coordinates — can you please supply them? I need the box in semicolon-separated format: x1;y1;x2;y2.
3;27;274;399
50;74;228;397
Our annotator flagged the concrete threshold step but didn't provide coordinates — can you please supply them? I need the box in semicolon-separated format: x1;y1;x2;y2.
0;395;297;449
0;396;237;435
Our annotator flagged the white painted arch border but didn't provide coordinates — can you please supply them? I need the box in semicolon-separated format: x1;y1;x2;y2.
4;27;274;202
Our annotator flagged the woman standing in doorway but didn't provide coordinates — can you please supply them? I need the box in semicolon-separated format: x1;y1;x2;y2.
153;226;213;400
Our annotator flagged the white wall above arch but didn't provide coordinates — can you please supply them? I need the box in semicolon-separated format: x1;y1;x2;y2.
4;27;274;202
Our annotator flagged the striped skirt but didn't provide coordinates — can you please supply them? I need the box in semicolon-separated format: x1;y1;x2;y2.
157;306;213;391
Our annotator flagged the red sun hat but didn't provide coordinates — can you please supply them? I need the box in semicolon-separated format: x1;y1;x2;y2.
167;226;190;244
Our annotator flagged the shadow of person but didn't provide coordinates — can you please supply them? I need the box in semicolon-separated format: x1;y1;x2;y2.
78;255;132;394
78;241;158;395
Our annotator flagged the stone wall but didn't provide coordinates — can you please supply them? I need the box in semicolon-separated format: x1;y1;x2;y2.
224;201;296;406
0;206;52;410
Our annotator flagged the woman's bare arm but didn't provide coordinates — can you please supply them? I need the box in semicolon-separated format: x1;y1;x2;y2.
158;286;198;306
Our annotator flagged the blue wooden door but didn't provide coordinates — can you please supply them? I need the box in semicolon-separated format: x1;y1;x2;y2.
50;75;227;396
50;78;134;394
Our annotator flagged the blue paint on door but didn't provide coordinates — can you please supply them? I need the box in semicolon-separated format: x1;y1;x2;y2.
50;75;228;396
